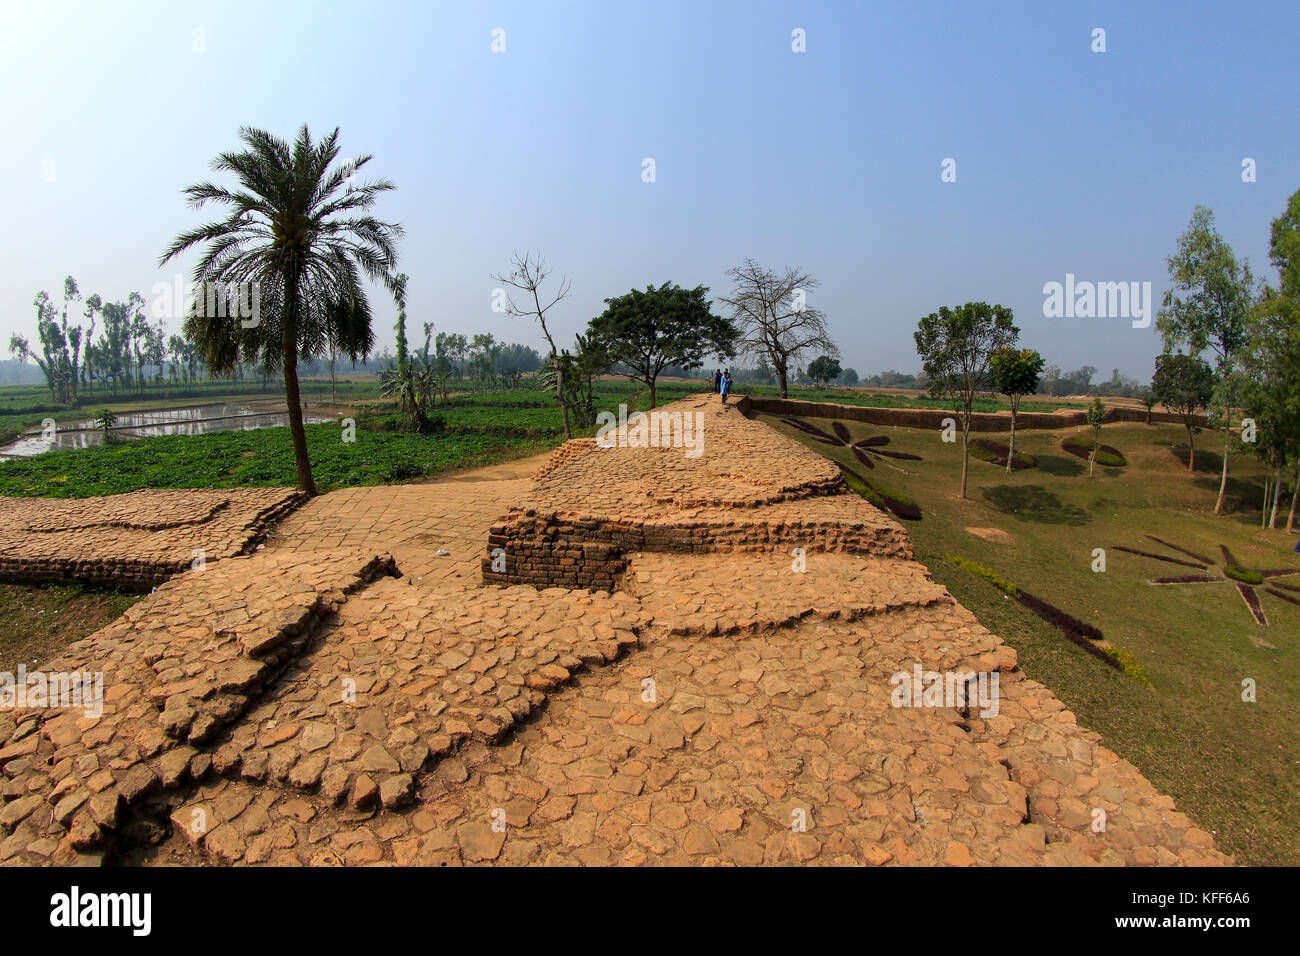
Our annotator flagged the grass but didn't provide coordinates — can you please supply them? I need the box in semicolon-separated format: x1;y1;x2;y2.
758;410;1300;866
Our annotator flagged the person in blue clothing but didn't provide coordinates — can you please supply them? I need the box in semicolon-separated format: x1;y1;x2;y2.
720;369;732;405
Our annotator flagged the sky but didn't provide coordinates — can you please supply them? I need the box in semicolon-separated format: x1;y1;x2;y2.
2;0;1297;381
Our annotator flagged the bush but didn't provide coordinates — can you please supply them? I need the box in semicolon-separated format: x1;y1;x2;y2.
383;459;426;482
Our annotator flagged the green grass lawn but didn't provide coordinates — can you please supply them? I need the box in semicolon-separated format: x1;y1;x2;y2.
758;410;1300;866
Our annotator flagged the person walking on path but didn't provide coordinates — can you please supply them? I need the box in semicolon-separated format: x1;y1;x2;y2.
713;368;722;393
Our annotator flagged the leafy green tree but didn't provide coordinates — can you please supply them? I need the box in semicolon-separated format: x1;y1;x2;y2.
1240;188;1300;530
161;125;403;494
914;302;1019;498
990;346;1045;473
1084;397;1107;477
807;355;842;386
1151;352;1215;472
589;282;735;409
1157;206;1256;512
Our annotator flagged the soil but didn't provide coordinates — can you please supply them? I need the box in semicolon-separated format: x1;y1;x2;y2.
0;582;139;671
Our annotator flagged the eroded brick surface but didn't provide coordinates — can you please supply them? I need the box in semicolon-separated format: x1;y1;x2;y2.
0;395;1232;866
0;488;304;589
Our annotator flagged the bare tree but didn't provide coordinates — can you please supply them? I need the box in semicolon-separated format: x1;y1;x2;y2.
492;251;574;437
719;258;838;397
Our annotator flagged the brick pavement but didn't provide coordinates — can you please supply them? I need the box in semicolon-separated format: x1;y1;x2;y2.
0;395;1232;865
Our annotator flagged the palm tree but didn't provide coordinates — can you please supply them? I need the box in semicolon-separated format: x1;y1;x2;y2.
160;125;403;494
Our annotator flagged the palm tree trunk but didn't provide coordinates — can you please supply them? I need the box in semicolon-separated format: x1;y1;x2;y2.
282;280;317;496
1187;426;1195;471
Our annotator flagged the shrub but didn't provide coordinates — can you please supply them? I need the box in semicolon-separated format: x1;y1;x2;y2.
383;459;426;483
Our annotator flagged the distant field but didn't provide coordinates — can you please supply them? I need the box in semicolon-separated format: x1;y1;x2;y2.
759;409;1300;866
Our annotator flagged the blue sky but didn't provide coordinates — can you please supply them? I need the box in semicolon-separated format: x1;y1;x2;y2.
2;0;1296;381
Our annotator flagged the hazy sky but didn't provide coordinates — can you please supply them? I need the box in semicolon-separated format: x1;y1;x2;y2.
2;0;1297;381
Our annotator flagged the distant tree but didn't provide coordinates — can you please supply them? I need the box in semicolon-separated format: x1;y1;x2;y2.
1085;397;1107;477
589;282;735;409
719;258;837;397
807;355;842;386
161;124;403;494
838;367;859;387
990;346;1045;473
1157;205;1256;513
914;302;1019;498
1151;352;1215;472
493;251;573;437
1135;386;1155;424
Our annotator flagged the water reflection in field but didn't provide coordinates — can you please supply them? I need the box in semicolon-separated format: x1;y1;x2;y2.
0;403;331;458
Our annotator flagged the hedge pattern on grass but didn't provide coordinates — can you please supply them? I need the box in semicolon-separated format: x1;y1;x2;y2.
779;417;922;471
1236;582;1267;625
969;437;1037;470
1143;534;1213;565
1265;587;1300;607
1151;574;1222;584
943;552;1150;683
1062;436;1127;466
839;464;922;521
1224;564;1265;586
1113;545;1207;570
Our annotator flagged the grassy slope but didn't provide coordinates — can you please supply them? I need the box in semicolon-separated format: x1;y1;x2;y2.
758;411;1300;866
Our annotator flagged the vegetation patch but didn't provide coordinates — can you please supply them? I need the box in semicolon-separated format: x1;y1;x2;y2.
1143;534;1213;565
1112;545;1207;570
969;437;1037;470
0;422;554;498
1225;564;1265;586
839;465;921;521
1062;436;1127;466
943;553;1147;682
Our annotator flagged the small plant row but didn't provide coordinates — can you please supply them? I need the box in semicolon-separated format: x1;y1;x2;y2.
944;553;1151;685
